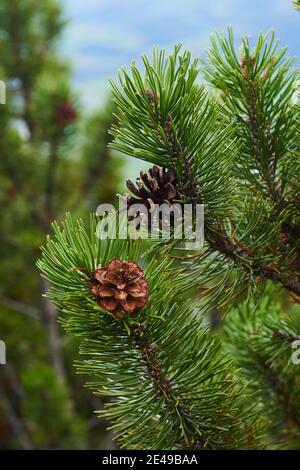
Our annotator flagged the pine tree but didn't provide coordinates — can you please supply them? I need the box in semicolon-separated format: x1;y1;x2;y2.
38;5;300;451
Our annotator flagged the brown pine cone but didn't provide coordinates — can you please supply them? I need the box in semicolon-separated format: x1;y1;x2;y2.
90;258;149;319
125;166;183;231
56;101;77;126
125;166;182;231
126;165;180;210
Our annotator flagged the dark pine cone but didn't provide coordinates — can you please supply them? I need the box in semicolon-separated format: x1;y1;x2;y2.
90;258;149;320
56;101;77;126
126;165;180;212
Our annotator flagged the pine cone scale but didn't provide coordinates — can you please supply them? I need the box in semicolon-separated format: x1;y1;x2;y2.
98;285;115;297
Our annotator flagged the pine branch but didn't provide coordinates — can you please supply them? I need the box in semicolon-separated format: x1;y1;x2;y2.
294;1;300;11
109;41;300;309
110;45;238;224
223;297;300;448
203;28;300;246
37;213;265;449
206;226;300;298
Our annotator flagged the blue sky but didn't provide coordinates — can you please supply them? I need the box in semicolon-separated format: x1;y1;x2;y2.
62;0;299;111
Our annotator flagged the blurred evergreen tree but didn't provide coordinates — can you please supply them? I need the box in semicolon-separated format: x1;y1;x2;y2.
0;0;123;449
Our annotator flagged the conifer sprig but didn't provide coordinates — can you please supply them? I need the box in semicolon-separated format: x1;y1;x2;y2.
203;29;299;206
110;45;237;224
224;297;300;448
38;214;265;449
110;34;300;307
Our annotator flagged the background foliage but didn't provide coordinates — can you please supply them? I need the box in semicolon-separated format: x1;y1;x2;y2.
0;0;123;449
